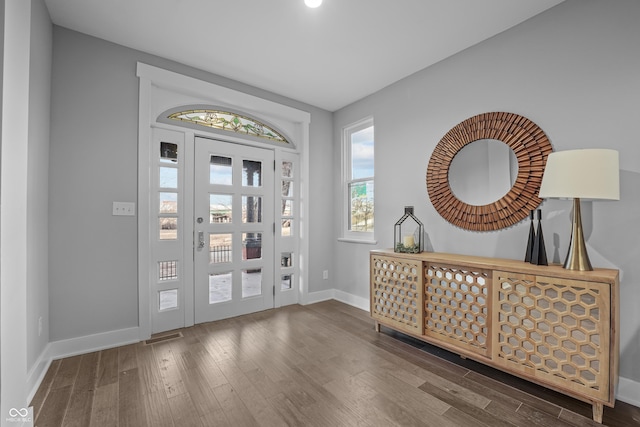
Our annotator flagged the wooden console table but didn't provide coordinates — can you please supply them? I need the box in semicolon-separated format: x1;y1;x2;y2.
370;249;619;423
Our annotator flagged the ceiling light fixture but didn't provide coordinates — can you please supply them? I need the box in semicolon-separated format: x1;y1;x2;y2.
305;0;322;8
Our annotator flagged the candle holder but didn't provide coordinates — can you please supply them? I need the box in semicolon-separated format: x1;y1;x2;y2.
394;206;424;253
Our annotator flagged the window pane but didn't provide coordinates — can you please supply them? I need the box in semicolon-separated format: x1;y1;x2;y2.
281;274;292;290
281;252;293;267
242;269;262;298
167;109;288;144
210;194;232;223
158;261;178;281
282;161;293;178
282;219;293;237
351;126;374;179
210;233;232;264
160;142;178;163
159;218;177;240
281;199;292;217
159;167;178;188
242;196;262;223
209;272;232;304
159;289;178;311
159;192;177;214
158;261;178;282
242;233;262;260
281;181;293;197
243;160;262;187
349;180;374;232
210;155;232;185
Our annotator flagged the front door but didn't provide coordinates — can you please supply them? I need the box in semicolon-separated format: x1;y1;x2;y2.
194;137;275;323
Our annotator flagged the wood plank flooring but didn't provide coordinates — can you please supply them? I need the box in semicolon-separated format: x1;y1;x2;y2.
31;301;640;426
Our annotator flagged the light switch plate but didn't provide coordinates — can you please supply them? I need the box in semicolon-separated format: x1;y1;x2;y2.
113;201;135;216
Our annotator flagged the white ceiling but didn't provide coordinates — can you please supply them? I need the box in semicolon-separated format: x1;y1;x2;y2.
44;0;564;112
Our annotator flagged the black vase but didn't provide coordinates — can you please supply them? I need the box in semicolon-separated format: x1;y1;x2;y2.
531;209;548;266
524;210;535;262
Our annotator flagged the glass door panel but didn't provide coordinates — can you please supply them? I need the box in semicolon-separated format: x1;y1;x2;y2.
210;155;233;185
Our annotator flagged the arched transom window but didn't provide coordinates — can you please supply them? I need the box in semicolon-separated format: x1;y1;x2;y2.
167;109;289;144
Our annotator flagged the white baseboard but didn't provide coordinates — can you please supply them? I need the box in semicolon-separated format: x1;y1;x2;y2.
304;289;335;305
304;288;369;312
46;326;141;361
333;289;369;312
617;376;640;407
27;344;53;404
26;326;141;403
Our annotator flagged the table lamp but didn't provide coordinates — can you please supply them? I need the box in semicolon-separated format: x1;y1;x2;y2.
538;149;619;271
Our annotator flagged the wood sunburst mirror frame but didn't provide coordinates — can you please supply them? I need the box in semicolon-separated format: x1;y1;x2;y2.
426;112;553;231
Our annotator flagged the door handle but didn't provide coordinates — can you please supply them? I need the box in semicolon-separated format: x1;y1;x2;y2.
198;231;205;249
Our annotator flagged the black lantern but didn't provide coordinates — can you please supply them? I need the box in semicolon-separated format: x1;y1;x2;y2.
394;206;424;253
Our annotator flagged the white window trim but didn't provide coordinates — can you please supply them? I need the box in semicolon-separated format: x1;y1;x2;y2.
341;117;375;243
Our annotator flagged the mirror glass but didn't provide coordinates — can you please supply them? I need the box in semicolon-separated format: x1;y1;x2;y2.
448;139;518;206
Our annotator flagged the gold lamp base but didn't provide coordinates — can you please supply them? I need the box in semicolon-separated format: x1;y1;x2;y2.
563;198;593;271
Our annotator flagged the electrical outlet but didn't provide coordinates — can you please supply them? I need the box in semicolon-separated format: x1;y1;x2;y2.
112;201;136;216
323;270;329;280
38;316;43;336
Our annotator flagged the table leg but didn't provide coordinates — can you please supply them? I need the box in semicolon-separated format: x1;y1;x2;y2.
592;402;603;423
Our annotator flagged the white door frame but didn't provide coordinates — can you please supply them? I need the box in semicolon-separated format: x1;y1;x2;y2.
136;63;311;339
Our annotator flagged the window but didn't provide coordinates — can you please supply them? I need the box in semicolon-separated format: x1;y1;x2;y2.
166;109;289;144
343;118;374;240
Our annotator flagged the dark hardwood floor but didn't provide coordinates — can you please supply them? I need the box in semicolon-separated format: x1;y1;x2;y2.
31;300;640;426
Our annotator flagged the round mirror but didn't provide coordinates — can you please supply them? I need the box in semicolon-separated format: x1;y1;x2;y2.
426;112;553;231
448;139;518;206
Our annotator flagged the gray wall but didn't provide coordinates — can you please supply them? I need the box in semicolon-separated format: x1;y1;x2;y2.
333;0;640;383
49;27;334;341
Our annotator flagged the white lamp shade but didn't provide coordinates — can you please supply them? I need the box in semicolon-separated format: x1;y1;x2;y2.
538;149;620;200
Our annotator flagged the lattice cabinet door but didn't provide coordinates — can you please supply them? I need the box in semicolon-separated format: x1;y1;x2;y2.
492;270;611;402
424;263;491;357
370;254;423;336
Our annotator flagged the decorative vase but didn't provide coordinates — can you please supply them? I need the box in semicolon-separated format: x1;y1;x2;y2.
524;210;535;262
531;209;548;266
